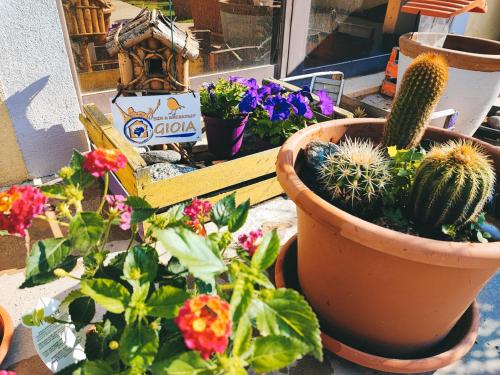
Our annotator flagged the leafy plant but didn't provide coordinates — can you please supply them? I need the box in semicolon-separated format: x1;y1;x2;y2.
200;78;249;120
4;148;322;374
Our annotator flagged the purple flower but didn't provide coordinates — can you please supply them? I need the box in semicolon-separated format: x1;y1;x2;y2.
264;95;291;122
229;76;258;90
239;90;260;113
316;90;334;116
287;92;313;119
202;82;216;102
300;86;314;102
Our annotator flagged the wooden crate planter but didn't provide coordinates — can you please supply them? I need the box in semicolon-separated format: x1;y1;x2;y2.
79;104;283;209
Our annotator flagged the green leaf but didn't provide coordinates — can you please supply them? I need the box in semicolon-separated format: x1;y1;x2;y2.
126;196;156;224
232;315;252;358
234;262;274;290
119;324;158;369
250;336;308;373
230;278;253;323
228;200;250;233
157;227;226;283
249;288;322;361
250;229;280;271
25;238;72;279
68;150;95;188
41;184;65;199
69;297;96;331
80;279;131;314
82;360;114;375
69;212;104;254
163;203;187;224
146;285;189;319
152;351;214;375
211;193;236;228
21;255;78;288
123;245;158;285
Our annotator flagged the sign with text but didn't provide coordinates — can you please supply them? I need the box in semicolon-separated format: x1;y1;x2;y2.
110;93;202;146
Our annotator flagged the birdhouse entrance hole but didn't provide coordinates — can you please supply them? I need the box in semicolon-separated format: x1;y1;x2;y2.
146;57;164;76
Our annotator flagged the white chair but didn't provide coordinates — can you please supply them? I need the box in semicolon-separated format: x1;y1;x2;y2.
281;71;345;106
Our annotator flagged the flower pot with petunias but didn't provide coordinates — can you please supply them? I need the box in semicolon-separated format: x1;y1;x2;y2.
2;147;322;374
201;77;249;159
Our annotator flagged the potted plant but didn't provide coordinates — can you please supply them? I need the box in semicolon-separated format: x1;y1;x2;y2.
1;148;322;373
238;79;334;149
399;32;500;136
275;53;500;371
200;77;249;159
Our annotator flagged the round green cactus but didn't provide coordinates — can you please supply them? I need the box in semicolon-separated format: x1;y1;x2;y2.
410;140;496;229
318;138;391;209
383;53;448;149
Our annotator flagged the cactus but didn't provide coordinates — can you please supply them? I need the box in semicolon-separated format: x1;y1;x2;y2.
318;138;391;209
410;140;495;229
383;53;448;149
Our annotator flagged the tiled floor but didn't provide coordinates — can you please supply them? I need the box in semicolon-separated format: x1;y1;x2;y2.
1;196;499;374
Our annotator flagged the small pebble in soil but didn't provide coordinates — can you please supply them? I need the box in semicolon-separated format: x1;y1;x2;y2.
142;150;182;165
134;146;149;154
487;116;500;130
150;163;197;181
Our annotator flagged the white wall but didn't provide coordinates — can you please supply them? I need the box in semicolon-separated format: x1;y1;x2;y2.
0;0;88;179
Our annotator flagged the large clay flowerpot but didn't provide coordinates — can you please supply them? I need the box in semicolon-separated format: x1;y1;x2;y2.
399;33;500;136
276;118;500;357
0;306;13;365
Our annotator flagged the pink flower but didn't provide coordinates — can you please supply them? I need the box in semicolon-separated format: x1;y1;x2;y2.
175;295;231;360
238;229;263;256
0;371;16;375
83;149;127;177
106;195;133;230
0;185;47;237
184;199;212;221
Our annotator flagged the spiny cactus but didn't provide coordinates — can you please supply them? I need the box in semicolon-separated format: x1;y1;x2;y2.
318;138;391;208
383;53;448;149
410;140;495;229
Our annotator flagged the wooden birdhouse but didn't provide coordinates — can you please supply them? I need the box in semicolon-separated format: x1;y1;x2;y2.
106;9;200;95
62;0;112;72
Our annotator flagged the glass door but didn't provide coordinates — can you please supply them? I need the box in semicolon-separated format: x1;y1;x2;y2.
285;0;417;77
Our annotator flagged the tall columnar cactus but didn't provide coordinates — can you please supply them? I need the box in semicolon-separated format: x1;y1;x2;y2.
318;138;391;209
383;53;448;149
410;140;495;229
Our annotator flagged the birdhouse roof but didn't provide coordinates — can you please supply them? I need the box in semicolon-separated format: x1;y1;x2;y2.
106;9;199;61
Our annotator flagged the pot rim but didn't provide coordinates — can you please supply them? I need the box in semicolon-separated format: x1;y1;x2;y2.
275;118;500;268
0;305;14;365
399;32;500;72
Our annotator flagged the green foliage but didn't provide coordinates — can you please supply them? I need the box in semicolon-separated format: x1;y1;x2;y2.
318;138;391;210
69;212;104;254
383;53;448;149
250;336;308;373
126;197;156;225
249;108;307;146
200;79;248;120
410;140;495;230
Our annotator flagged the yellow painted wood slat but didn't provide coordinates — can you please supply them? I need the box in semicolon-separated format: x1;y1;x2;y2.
138;148;280;207
82;104;146;171
79;114;139;195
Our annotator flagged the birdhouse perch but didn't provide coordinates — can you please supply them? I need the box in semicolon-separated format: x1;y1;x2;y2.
106;9;200;95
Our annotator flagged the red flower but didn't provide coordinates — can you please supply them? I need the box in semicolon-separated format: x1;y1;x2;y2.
83;149;127;177
238;229;263;256
175;295;231;360
0;185;47;237
184;199;212;221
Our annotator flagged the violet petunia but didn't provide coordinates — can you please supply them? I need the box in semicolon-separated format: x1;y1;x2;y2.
287;92;313;119
316;90;334;116
264;95;291;122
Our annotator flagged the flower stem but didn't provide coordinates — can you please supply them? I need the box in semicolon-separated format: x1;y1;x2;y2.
126;225;138;251
99;219;113;252
97;173;109;214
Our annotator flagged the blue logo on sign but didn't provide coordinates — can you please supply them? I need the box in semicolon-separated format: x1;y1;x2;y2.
124;117;154;144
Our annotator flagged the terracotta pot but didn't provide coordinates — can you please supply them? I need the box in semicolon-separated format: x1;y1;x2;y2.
399;33;500;136
275;235;481;373
0;305;13;365
275;118;500;357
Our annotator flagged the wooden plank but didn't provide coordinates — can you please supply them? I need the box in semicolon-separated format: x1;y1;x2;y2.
80;114;139;195
83;104;146;171
383;0;401;34
138;148;280;208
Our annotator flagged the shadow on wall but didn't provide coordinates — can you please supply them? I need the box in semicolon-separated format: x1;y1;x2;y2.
5;76;88;179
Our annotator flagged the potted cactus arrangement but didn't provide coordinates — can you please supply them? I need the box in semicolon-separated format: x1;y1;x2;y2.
275;53;500;372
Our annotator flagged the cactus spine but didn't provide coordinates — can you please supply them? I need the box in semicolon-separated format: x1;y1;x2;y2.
410;140;495;229
383;53;448;149
318;138;391;208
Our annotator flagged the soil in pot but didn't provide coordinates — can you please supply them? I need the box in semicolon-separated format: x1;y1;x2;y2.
274;235;480;373
275;118;500;358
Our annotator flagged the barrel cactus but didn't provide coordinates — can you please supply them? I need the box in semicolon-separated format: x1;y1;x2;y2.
318;138;391;209
410;140;495;229
383;53;448;149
